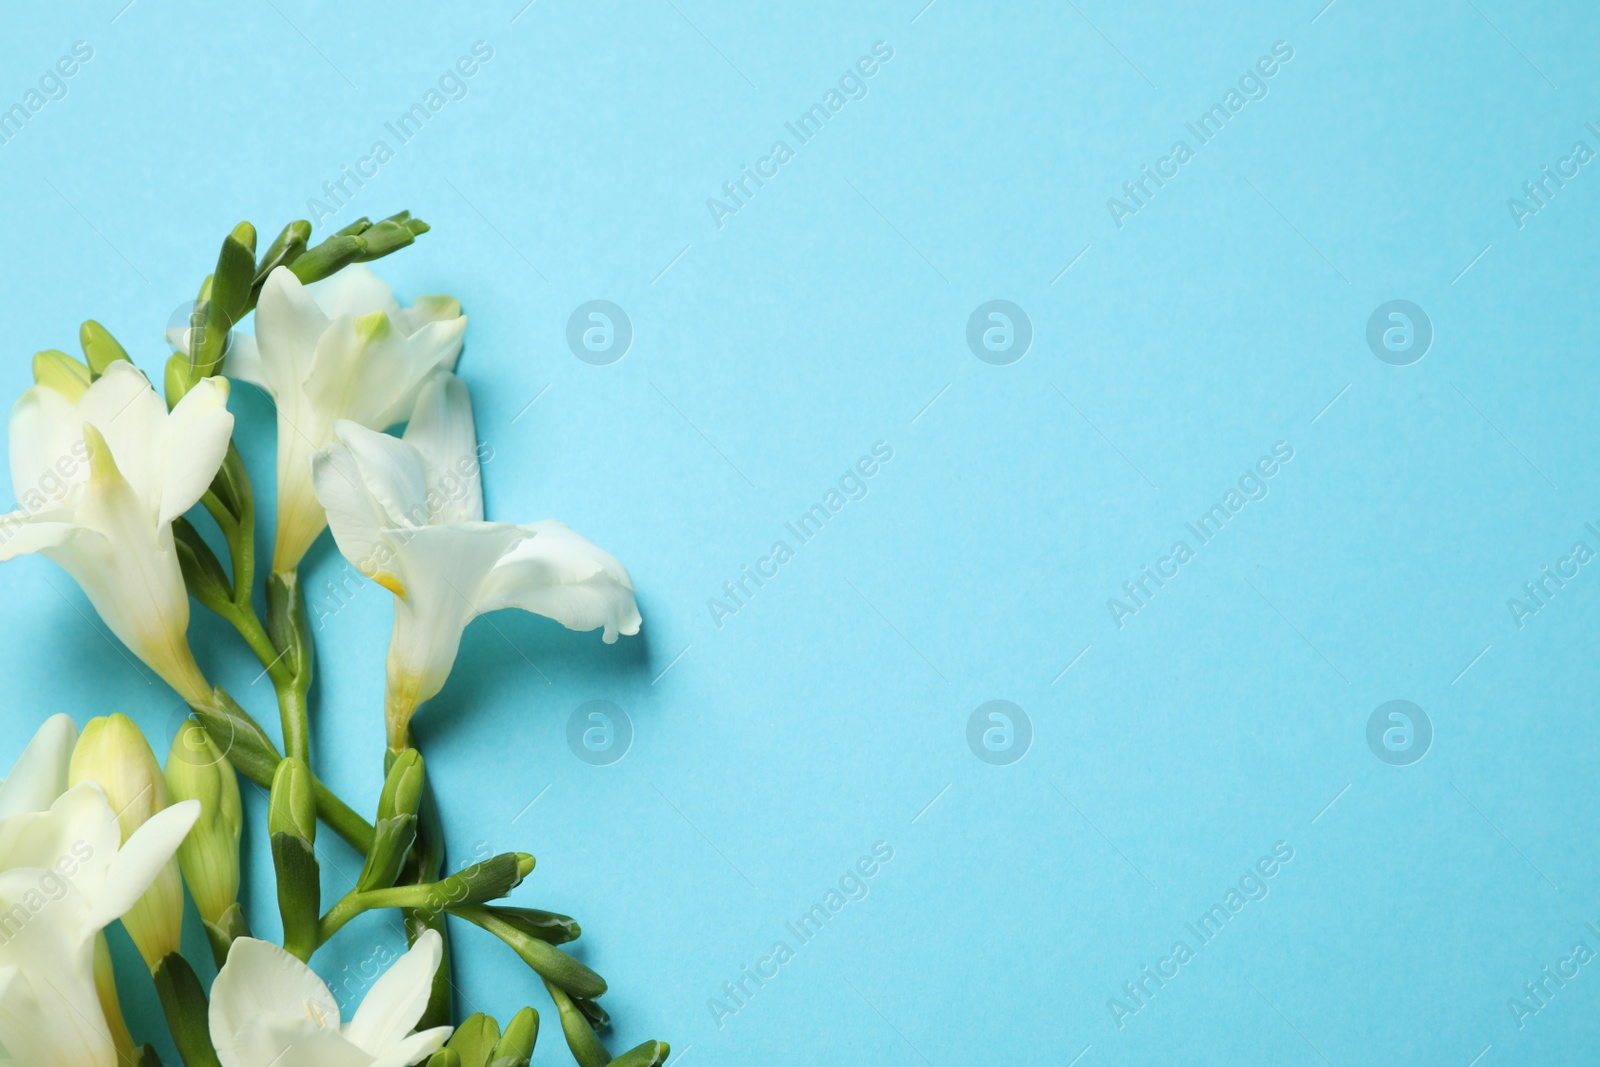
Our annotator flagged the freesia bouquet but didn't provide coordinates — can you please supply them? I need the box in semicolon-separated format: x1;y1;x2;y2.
0;213;663;1067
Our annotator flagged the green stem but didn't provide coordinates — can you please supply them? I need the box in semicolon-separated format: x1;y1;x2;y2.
278;679;311;766
314;779;375;855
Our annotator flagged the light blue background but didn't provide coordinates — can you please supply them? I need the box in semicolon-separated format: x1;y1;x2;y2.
2;1;1598;1063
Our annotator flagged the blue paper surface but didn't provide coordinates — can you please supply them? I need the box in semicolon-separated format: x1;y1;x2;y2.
1;1;1597;1063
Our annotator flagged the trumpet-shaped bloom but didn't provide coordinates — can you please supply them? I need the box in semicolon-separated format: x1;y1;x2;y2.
310;373;640;746
0;360;233;705
224;264;466;574
208;929;451;1067
0;714;200;1067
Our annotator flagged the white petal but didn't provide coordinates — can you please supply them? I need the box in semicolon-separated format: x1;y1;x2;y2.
311;443;399;589
7;385;78;511
210;937;342;1067
384;523;530;709
255;267;334;400
403;373;482;523
0;517;80;561
306;263;400;321
86;799;198;931
0;714;77;821
336;422;430;530
482;521;642;642
77;362;167;515
161;376;235;525
368;1027;453;1067
344;929;443;1055
303;312;465;433
220;332;268;392
393;294;461;335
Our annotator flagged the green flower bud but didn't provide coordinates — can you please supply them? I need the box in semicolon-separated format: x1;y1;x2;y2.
164;351;192;407
33;349;92;400
269;757;319;960
378;747;425;821
606;1041;670;1067
164;719;247;961
456;906;606;1000
268;756;316;843
545;981;607;1067
489;1007;539;1067
425;1051;461;1067
79;320;131;379
70;715;184;969
254;220;312;284
358;749;424;892
94;932;138;1067
446;1013;499;1067
432;852;532;910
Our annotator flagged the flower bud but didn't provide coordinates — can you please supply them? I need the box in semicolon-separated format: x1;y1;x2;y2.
165;719;246;961
378;747;425;821
269;757;320;960
357;748;424;892
33;349;91;400
268;756;316;843
70;715;185;968
607;1041;670;1067
446;1013;499;1067
79;320;131;379
490;1007;539;1067
94;932;137;1067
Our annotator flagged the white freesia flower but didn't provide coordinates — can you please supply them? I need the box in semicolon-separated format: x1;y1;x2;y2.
0;713;200;1067
310;373;640;747
222;264;466;574
208;929;451;1067
0;360;233;705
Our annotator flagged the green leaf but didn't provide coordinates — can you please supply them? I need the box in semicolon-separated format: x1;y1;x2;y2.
173;517;234;613
266;571;314;691
152;953;222;1067
573;996;608;1031
188;687;283;789
271;831;320;960
425;1051;462;1067
357;813;418;893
